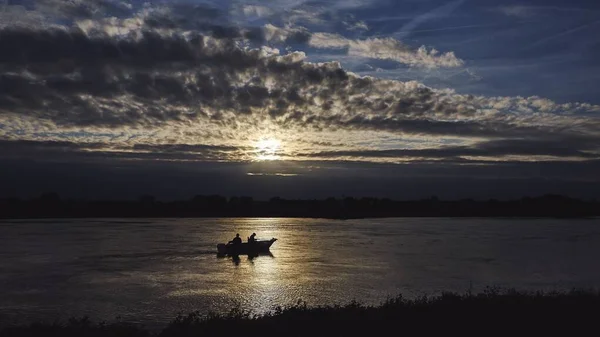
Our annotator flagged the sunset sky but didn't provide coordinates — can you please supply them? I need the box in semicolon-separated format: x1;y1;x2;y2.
1;0;599;200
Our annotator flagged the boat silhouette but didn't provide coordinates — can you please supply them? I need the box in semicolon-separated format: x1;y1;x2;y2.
217;238;277;256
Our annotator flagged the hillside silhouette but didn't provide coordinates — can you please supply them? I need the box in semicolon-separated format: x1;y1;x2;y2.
1;193;598;219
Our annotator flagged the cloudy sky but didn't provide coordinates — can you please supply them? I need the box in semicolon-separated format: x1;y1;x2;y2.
1;0;600;200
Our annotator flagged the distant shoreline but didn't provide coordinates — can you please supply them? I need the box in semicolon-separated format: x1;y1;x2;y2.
2;194;599;219
2;215;600;221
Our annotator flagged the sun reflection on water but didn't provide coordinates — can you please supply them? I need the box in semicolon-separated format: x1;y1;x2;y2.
213;218;310;312
176;217;371;315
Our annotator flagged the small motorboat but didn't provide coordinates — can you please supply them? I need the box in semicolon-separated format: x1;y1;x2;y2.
217;238;277;256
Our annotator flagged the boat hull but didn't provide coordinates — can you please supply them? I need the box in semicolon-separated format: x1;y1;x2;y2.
217;238;277;256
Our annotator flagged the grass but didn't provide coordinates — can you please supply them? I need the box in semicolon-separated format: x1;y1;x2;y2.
2;288;600;336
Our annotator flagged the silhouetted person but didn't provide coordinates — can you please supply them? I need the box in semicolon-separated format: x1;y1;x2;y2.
231;233;242;245
248;232;257;243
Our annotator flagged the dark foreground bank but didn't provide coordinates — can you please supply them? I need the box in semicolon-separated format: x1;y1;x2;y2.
2;289;600;337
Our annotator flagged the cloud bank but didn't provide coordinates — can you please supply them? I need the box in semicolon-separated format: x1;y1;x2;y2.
0;0;599;167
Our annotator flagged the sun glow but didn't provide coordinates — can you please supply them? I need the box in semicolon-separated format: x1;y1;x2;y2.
254;138;282;161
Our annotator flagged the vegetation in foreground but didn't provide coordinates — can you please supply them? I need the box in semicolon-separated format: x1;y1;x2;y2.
2;289;600;337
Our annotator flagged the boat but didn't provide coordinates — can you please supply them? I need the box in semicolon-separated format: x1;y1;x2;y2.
217;238;277;256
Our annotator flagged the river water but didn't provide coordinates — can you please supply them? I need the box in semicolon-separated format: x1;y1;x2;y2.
1;217;600;326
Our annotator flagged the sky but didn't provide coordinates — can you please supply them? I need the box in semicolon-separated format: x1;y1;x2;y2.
1;0;600;200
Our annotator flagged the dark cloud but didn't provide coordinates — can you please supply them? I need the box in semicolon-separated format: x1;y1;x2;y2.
130;143;253;155
303;138;600;160
1;24;597;140
0;27;199;69
0;27;255;125
283;28;312;44
135;4;271;43
0;139;248;162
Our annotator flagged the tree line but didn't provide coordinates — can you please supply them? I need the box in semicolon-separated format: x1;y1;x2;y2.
1;193;598;219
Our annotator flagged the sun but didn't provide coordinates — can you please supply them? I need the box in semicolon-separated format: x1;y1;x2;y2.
256;138;281;152
254;138;282;161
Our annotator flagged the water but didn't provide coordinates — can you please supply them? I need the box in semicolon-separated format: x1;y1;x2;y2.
1;217;600;327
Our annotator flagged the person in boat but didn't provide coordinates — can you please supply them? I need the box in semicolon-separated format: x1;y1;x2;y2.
248;233;257;243
231;233;242;245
